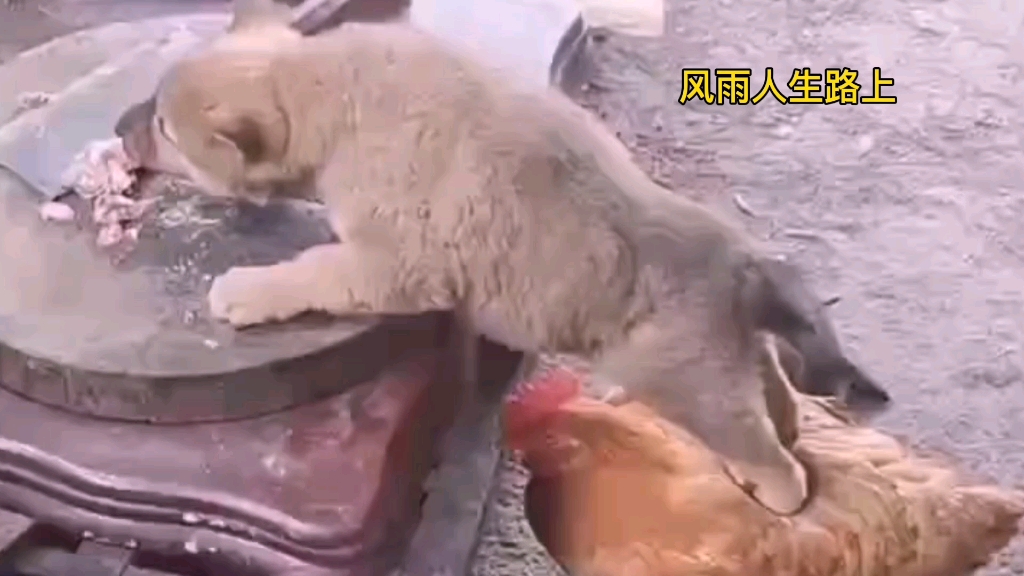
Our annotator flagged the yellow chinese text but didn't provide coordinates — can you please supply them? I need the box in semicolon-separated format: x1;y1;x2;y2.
824;67;861;104
715;68;752;105
679;69;715;105
787;67;824;104
751;67;789;105
860;67;897;104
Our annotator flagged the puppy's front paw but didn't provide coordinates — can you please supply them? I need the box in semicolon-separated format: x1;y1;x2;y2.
207;266;300;327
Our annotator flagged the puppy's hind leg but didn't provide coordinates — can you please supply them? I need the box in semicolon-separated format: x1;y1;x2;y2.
208;239;449;327
592;315;809;515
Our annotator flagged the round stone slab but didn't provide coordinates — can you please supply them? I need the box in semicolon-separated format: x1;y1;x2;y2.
0;168;389;423
0;15;387;422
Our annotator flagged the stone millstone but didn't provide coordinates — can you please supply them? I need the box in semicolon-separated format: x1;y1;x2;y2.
0;163;397;423
0;16;391;422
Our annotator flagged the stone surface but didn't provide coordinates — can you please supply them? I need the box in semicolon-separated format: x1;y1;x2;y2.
402;335;524;576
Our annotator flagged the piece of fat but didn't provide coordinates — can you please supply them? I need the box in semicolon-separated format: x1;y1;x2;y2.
38;201;76;223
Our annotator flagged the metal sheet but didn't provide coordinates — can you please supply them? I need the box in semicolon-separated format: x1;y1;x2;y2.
0;15;230;199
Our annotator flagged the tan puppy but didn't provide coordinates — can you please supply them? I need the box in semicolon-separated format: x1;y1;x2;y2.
151;9;809;514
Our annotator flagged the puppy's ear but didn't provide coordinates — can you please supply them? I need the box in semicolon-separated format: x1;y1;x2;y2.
208;104;287;166
214;115;269;164
229;0;292;31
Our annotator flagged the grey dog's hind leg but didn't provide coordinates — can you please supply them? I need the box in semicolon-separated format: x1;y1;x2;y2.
590;297;808;514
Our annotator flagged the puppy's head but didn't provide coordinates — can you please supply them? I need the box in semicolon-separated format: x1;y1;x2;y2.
118;0;301;201
150;53;292;204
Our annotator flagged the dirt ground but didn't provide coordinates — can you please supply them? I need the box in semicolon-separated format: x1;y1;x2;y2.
2;0;1023;574
563;0;1024;573
478;0;1024;572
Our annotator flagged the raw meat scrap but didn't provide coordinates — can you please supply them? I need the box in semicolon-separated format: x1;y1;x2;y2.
60;137;137;198
55;137;154;248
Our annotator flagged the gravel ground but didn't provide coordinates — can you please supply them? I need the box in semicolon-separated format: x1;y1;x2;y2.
3;0;1024;574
